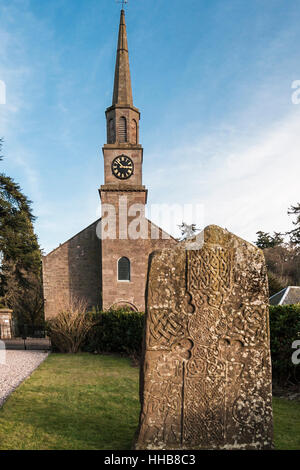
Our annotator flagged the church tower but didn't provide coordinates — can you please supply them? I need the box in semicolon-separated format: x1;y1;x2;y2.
99;9;176;311
101;9;146;200
42;9;177;318
100;9;146;205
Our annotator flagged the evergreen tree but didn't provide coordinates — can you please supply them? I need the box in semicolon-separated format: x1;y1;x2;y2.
287;203;300;246
0;139;43;326
255;231;284;249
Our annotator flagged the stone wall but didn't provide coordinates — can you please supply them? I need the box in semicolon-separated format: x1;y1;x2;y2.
42;220;102;319
0;309;13;339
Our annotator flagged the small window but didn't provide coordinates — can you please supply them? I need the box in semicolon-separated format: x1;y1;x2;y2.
118;257;130;281
119;117;127;143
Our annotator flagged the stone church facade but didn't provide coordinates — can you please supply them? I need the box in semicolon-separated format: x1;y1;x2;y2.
43;10;177;319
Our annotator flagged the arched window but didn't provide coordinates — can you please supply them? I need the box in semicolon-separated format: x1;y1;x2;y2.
118;117;127;143
118;257;130;281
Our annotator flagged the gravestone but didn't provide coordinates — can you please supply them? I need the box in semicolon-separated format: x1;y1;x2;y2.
134;225;273;450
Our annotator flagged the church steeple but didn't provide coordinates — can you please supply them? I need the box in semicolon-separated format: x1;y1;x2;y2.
112;9;133;106
101;8;144;194
104;9;140;147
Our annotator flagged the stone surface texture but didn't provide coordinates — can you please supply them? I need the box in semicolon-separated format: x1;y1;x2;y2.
135;225;273;450
42;220;102;319
0;309;13;340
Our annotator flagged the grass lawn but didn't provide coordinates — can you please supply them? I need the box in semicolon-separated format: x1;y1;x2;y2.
273;396;300;450
0;353;140;450
0;353;299;450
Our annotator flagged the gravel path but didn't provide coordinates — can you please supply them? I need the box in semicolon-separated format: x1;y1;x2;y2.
0;350;49;407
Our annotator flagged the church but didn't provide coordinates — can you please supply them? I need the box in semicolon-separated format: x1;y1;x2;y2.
42;10;177;319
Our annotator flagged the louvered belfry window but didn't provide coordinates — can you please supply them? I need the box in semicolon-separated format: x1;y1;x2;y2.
118;257;130;281
119;117;127;143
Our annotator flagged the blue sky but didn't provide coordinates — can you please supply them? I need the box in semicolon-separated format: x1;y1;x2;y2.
0;0;300;253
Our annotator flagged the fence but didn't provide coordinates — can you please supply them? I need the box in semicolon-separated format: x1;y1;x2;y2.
1;323;51;351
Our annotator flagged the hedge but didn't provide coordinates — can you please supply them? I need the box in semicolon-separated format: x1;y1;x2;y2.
83;306;300;384
83;308;145;357
269;304;300;385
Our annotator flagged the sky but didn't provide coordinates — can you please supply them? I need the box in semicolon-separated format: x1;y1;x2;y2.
0;0;300;254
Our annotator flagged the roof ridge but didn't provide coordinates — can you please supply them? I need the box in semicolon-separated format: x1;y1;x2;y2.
269;286;288;300
43;218;101;257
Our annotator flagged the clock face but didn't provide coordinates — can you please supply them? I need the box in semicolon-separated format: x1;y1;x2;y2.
111;155;134;180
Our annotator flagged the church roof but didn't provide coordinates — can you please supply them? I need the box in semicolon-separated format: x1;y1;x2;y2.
270;286;300;305
112;9;133;106
43;219;101;257
43;217;177;258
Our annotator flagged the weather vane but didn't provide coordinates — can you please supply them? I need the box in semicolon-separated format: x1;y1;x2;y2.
116;0;128;9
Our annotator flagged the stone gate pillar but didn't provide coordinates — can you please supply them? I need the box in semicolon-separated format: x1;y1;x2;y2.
0;309;13;340
134;225;273;450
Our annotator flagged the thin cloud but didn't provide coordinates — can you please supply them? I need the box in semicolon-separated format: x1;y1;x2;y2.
146;108;300;242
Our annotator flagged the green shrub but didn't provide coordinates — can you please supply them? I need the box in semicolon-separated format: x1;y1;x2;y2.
269;304;300;385
84;308;144;357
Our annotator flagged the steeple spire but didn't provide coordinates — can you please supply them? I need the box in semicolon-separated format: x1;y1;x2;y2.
112;9;133;106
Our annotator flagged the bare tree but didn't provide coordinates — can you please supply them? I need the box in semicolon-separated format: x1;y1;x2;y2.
48;296;95;353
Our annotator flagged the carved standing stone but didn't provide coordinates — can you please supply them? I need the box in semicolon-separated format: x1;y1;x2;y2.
134;225;273;450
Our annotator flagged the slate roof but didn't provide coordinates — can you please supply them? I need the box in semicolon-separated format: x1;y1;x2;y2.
269;286;300;305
